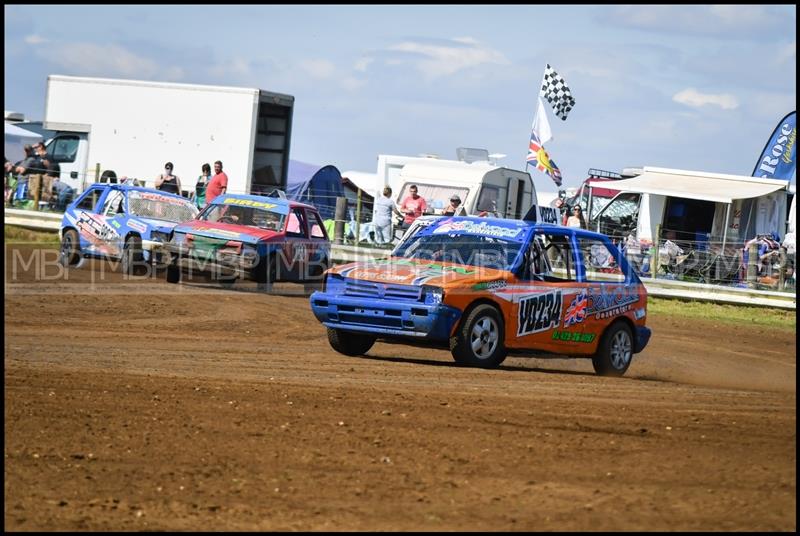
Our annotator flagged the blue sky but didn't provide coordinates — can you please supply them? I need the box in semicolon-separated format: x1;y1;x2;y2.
4;4;796;191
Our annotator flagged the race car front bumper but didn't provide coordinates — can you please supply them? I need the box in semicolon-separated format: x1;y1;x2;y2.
164;242;260;279
310;291;462;341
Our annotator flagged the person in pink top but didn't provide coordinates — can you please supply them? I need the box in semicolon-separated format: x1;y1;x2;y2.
399;184;427;226
205;160;228;205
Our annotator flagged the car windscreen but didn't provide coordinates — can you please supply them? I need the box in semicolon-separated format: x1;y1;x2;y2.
127;191;199;223
393;232;523;271
199;202;286;232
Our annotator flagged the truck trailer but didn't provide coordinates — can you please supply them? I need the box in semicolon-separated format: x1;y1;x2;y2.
42;75;294;197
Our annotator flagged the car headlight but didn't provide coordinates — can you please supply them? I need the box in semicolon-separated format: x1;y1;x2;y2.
421;284;444;305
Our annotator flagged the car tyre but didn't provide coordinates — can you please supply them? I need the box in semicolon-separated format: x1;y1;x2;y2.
327;328;376;357
166;261;181;284
122;235;145;276
59;229;81;267
218;272;238;289
450;304;507;368
592;321;633;377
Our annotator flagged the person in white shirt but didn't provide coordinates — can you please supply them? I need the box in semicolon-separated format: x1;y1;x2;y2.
372;186;403;245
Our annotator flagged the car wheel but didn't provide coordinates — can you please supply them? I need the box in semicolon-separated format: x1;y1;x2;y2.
450;304;507;368
218;272;238;289
121;235;145;276
327;328;376;357
166;261;181;284
592;321;633;377
59;229;81;267
252;254;277;292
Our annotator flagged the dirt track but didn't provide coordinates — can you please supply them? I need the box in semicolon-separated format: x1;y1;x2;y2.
4;245;796;531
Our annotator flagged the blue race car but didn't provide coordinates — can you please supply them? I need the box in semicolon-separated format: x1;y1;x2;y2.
58;183;199;275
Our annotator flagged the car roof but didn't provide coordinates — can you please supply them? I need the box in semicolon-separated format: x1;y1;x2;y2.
215;193;318;212
88;183;188;202
424;215;614;242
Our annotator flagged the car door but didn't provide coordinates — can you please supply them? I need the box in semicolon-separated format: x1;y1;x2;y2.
99;189;126;258
574;234;641;348
72;186;117;256
282;207;310;281
509;229;588;352
304;208;330;281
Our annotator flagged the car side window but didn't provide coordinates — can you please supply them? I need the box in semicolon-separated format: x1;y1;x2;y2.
286;208;308;238
577;237;626;282
76;188;102;211
308;210;326;239
526;231;577;282
102;190;125;217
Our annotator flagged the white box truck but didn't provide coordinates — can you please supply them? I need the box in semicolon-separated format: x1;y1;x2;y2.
42;75;293;197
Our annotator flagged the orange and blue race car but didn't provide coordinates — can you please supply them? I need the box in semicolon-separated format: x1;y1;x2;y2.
310;216;651;376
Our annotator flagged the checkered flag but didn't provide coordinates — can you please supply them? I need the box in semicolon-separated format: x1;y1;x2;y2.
539;63;575;121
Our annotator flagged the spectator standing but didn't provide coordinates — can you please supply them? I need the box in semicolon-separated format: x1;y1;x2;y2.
4;157;16;206
566;205;586;229
372;186;403;245
193;163;212;208
442;194;467;216
399;184;427;227
205;160;228;205
13;144;43;204
155;162;182;195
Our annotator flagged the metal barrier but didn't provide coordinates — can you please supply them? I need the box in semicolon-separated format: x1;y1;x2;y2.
4;209;795;310
4;208;62;231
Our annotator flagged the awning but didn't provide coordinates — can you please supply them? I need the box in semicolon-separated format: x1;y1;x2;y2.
5;121;43;164
602;166;789;203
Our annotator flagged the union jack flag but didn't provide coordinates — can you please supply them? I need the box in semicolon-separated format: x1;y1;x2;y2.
526;130;562;187
563;290;587;328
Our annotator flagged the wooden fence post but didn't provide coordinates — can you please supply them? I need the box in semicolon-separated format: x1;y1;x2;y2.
334;197;348;245
746;243;758;288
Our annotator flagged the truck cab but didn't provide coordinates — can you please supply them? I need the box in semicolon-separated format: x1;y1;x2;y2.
44;131;90;191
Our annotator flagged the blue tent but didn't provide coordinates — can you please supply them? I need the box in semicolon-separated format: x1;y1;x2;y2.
286;159;343;220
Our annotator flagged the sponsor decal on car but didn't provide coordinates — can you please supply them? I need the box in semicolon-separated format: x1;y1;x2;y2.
127;219;147;233
472;280;508;291
192;227;242;239
432;219;524;239
551;330;596;343
634;307;647;320
222;198;277;210
130;191;187;205
563;290;587;327
517;290;562;337
586;285;639;319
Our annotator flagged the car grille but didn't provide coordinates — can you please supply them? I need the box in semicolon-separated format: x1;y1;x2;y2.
343;279;422;301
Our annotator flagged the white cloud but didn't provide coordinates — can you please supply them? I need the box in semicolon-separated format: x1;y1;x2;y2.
778;41;796;65
673;88;739;110
208;57;252;79
354;57;373;72
24;34;47;45
610;5;787;38
340;76;366;91
387;37;509;77
38;42;183;81
299;59;335;79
